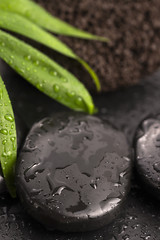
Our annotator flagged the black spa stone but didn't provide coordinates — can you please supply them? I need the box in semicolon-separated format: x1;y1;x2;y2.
135;116;160;199
16;113;132;232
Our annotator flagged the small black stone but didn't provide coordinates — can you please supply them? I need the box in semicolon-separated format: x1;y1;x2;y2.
135;116;160;199
16;113;132;232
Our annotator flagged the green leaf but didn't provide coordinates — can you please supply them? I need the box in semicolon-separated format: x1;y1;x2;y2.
0;29;96;114
0;10;101;91
0;75;17;198
0;0;108;42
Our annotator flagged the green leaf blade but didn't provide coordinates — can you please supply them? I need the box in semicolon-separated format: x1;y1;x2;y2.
0;10;101;90
0;29;96;114
0;0;108;42
0;75;17;198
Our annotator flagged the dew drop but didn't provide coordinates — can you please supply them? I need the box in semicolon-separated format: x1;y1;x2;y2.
34;60;39;66
25;55;31;61
36;83;43;89
50;70;58;76
4;114;14;122
153;162;160;173
53;84;60;93
0;129;8;135
61;76;68;83
76;96;83;106
67;91;75;98
10;137;16;150
2;151;12;157
2;139;7;145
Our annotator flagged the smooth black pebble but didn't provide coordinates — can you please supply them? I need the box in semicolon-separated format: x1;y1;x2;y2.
0;112;28;194
135;116;160;199
16;113;132;232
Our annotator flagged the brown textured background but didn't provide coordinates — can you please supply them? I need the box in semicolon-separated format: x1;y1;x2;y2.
35;0;160;92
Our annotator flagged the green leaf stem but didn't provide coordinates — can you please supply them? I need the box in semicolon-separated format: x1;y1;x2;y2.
0;75;17;198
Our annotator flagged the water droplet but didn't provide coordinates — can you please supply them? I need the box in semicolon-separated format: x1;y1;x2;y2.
34;60;39;66
120;171;126;178
9;130;12;135
2;151;12;157
0;129;8;135
48;139;54;146
76;96;83;106
153;162;160;172
90;179;97;189
4;114;14;122
61;76;68;83
50;70;58;76
19;68;25;74
10;137;16;150
53;84;60;93
2;139;7;145
25;55;31;61
36;83;43;89
122;235;130;240
67;91;75;98
24;163;44;182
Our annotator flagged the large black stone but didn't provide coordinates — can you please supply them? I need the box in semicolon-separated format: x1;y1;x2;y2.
16;113;132;232
135;116;160;199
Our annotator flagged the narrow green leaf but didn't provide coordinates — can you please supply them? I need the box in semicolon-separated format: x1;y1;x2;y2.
0;75;17;198
0;29;96;114
0;0;108;42
0;10;101;91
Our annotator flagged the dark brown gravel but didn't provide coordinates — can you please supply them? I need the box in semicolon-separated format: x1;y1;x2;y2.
35;0;160;92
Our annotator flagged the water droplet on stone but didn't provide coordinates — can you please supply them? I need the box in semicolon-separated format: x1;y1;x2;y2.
16;113;131;232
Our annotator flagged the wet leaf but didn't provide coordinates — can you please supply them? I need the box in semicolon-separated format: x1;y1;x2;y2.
0;10;101;90
0;75;17;198
0;29;96;114
0;0;108;42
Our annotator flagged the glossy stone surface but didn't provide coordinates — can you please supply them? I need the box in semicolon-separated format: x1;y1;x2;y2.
135;116;160;199
16;113;132;232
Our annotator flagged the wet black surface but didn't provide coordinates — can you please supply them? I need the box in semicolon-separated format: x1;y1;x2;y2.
16;114;131;232
1;60;160;238
135;116;160;199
